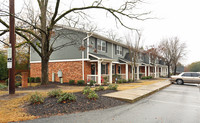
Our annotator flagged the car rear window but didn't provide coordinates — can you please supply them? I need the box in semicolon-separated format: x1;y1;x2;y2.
191;73;200;77
182;73;192;77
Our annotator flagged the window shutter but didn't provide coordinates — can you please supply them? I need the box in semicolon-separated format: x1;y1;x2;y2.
106;42;108;53
106;64;108;74
122;47;124;56
115;45;117;55
115;64;116;74
95;38;97;53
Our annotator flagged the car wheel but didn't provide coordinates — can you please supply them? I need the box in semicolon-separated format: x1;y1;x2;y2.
176;79;183;85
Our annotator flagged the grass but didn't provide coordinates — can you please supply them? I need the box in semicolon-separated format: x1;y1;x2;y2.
0;79;167;122
28;83;41;87
0;83;7;90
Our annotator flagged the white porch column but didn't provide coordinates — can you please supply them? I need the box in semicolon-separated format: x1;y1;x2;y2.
161;67;163;76
145;65;147;76
109;62;112;84
126;64;128;81
98;60;102;85
148;66;150;76
137;65;140;80
154;66;157;78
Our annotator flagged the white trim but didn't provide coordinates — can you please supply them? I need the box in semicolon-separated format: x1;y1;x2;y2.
87;33;90;59
89;53;100;59
30;59;90;63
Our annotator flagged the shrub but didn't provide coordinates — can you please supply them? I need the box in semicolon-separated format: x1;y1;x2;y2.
149;76;153;79
128;79;133;82
77;80;85;86
146;76;150;79
117;79;122;83
57;93;77;103
107;84;118;90
122;79;127;83
48;89;63;98
0;83;7;90
35;77;41;83
89;80;96;86
29;77;35;83
87;91;99;100
69;80;75;85
103;81;108;85
30;92;44;104
141;77;146;80
95;86;105;91
83;86;92;95
15;82;21;87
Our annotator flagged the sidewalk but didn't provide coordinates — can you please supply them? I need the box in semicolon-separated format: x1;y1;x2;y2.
103;80;171;103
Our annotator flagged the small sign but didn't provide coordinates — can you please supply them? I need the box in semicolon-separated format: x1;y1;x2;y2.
7;60;12;68
7;47;12;69
7;47;12;58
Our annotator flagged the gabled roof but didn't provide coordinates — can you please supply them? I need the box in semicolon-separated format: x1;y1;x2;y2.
54;25;128;48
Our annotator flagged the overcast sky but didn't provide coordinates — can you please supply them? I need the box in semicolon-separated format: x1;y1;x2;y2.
1;0;200;66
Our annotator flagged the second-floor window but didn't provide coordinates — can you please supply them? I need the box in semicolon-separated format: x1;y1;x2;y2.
116;45;122;55
97;40;106;52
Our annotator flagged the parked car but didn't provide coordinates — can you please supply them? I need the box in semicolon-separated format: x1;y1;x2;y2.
170;72;200;85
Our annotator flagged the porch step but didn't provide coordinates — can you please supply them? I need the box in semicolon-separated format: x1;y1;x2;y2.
103;80;171;103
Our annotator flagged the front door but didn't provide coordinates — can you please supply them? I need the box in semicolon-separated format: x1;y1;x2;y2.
91;64;96;75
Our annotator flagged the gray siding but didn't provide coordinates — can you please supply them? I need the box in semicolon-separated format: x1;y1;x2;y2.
30;29;87;62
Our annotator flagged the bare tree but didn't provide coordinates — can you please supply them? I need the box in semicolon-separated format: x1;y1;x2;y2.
126;30;142;81
170;37;186;75
159;39;173;78
159;37;186;77
0;0;151;85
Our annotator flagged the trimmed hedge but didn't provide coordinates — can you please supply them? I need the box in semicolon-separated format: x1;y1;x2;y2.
69;80;75;85
77;80;85;86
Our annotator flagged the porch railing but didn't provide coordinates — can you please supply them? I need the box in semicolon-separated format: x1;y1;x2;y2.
87;75;98;83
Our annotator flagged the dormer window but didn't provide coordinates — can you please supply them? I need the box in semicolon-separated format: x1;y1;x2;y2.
116;45;122;55
97;40;106;52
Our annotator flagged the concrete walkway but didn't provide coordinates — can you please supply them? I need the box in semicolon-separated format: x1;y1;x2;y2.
103;80;171;103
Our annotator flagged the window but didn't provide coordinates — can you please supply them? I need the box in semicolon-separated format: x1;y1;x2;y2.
97;40;106;52
101;63;108;74
182;73;192;77
118;65;121;74
112;65;115;74
191;73;200;77
116;45;122;55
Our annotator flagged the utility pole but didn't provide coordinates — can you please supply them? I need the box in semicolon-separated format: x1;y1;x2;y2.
9;0;15;94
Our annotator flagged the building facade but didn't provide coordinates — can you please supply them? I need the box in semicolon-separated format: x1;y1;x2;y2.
30;26;168;85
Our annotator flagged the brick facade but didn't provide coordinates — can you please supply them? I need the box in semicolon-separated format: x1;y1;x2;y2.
30;61;92;83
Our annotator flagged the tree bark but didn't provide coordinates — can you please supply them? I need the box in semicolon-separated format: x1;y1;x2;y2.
173;65;177;75
41;56;49;85
168;64;170;78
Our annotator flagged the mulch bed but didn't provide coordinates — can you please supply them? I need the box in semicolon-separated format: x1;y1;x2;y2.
26;90;128;117
16;83;60;91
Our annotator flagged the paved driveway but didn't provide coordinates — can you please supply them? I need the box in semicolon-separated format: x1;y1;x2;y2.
22;84;200;123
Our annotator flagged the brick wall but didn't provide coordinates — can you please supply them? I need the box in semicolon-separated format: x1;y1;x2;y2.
30;61;91;83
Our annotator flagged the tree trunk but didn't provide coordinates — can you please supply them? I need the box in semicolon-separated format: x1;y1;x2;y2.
168;64;170;78
41;56;49;85
173;65;177;75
